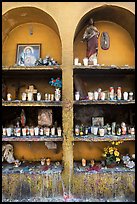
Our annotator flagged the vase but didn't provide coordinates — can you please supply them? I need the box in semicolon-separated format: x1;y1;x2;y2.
55;88;61;101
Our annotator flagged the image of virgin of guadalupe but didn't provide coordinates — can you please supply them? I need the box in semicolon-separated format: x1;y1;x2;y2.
82;18;100;64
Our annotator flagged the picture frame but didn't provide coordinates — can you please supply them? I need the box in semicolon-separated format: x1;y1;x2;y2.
92;117;104;127
16;44;41;66
38;109;53;127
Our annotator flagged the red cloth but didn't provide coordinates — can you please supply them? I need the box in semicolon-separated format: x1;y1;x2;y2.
87;35;98;58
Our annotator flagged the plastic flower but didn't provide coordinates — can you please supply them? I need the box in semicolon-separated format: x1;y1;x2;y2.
103;141;122;166
114;150;120;157
116;157;120;162
49;77;62;88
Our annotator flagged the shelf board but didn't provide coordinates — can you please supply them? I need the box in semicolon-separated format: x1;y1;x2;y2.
2;100;62;107
2;162;63;174
2;136;63;142
2;66;62;71
74;100;135;105
73;65;135;71
74;134;135;142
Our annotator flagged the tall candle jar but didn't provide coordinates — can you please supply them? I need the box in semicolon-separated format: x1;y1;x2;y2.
82;158;86;167
51;127;55;136
123;92;128;101
117;87;122;100
7;93;12;101
22;127;27;136
57;127;62;136
34;127;39;136
129;92;133;101
6;127;12;137
37;93;41;101
22;92;27;101
3;128;7;136
28;92;33;101
75;92;80;101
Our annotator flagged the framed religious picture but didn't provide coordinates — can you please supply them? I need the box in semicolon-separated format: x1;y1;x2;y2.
92;117;104;127
38;109;53;127
100;32;110;50
16;44;41;66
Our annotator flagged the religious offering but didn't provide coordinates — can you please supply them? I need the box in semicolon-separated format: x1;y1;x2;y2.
38;109;53;127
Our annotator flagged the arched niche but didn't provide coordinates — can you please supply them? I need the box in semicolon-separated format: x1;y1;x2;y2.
74;5;135;66
2;7;62;66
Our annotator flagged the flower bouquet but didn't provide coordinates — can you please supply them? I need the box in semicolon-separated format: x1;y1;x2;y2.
102;141;123;167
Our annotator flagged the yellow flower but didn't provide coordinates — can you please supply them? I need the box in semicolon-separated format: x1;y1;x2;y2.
104;147;108;152
110;151;113;155
114;150;119;157
116;157;120;162
111;141;115;145
102;153;106;157
109;147;114;152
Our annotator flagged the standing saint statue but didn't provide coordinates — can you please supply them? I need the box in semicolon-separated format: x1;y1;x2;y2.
82;18;100;64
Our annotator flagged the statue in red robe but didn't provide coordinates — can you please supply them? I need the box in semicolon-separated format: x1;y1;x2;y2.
82;18;100;64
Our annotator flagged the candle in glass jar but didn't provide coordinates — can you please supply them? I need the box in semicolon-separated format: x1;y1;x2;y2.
46;158;51;166
3;128;7;136
57;127;62;136
7;93;12;101
22;92;27;101
82;158;86;167
129;92;133;101
41;158;45;166
34;127;39;136
22;127;27;136
28;92;33;101
51;127;55;136
16;128;21;136
37;93;41;101
75;92;80;101
30;127;34;136
117;87;122;100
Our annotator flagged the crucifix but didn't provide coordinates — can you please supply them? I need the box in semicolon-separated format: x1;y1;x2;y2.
25;85;37;101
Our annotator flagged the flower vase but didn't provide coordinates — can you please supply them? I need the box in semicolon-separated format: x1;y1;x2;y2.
55;88;61;101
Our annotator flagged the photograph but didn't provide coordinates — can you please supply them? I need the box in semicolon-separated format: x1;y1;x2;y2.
16;44;41;66
92;116;104;126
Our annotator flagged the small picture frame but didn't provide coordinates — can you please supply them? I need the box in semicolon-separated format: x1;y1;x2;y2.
38;109;53;127
16;44;41;66
92;117;104;126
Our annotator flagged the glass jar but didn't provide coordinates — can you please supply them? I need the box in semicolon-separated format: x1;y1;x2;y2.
117;87;122;100
75;92;80;101
129;92;133;101
109;87;114;100
112;122;116;135
75;125;80;136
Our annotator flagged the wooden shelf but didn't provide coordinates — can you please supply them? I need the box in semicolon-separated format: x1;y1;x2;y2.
2;66;62;71
2;136;63;142
74;134;135;142
74;100;135;105
2;100;62;107
73;65;135;71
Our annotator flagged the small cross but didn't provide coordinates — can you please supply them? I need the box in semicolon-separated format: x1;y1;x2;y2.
25;85;37;94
